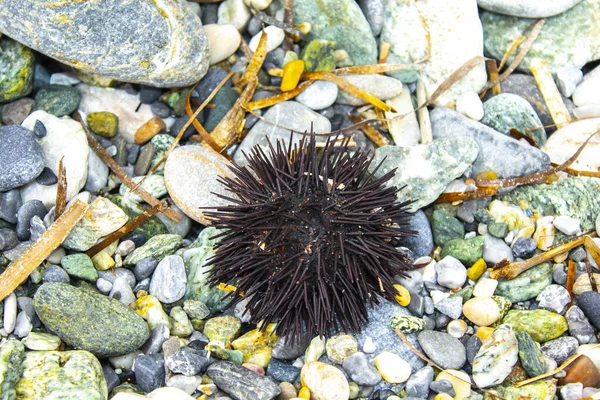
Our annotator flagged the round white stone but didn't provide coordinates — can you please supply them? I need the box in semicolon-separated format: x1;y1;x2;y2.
573;73;600;107
374;351;412;383
295;81;339;111
556;67;583;97
456;91;484;121
205;24;241;65
3;292;17;334
249;26;285;53
301;361;350;400
435;256;467;289
21;111;89;208
362;336;377;354
218;0;251;31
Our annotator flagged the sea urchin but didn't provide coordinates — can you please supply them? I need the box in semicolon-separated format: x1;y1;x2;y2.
204;134;415;339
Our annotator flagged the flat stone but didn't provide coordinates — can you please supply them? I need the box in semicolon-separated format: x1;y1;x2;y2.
166;347;210;376
502;309;568;343
478;0;582;17
541;118;600;173
418;330;466;370
1;97;35;125
207;361;281;400
472;325;519;388
541;336;578;364
381;0;486;105
342;352;381;386
15;351;107;400
134;353;165;393
0;125;45;192
266;358;300;383
293;0;377;66
61;253;98;282
431;107;550;178
0;0;209;87
0;36;34;103
372;137;478;212
33;282;150;357
496;263;552;303
295;80;338;111
482;0;600;73
481;93;546;146
149;255;187;304
35;85;81;117
20;111;89;207
124;234;182;265
336;74;403;106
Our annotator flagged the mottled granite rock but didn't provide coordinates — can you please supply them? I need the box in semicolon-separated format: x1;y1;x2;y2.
0;0;209;87
0;339;25;400
482;0;600;73
207;361;281;400
0;35;34;103
372;137;479;211
0;125;45;192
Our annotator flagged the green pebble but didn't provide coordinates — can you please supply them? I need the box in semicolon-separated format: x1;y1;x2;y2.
0;36;34;103
516;331;546;378
61;253;98;281
495;263;552;302
0;339;25;400
348;382;360;399
503;309;568;343
105;194;168;239
432;209;465;247
487;222;509;239
390;314;425;334
224;349;244;365
204;316;241;345
451;285;473;302
502;379;557;400
35;84;81;117
441;236;484;267
301;40;336;72
124;233;182;265
86;111;119;138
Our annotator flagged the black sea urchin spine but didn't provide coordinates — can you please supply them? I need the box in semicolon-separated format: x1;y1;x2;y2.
204;134;415;339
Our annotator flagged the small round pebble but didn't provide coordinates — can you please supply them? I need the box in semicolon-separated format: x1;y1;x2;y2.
435;256;467;289
463;297;500;327
249;26;285;53
374;351;412;383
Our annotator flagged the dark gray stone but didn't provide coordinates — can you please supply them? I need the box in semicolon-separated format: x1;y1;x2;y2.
430;379;455;396
15;200;46;241
166;347;210;376
512;237;537;259
271;335;310;360
358;0;384;35
0;228;18;251
417;330;466;370
566;306;595;344
34;85;81;117
207;361;281;400
342;352;381;386
33;119;47;138
430;107;551;178
466;335;482;365
577;291;600;330
142;324;170;355
168;115;197;140
0;125;45;192
0;189;22;224
140;86;163;104
35;167;58;186
127;144;140;165
405;366;433;398
134;353;165;393
0;0;210;87
266;358;301;383
398;210;433;258
150;101;171;119
43;265;70;284
541;336;578;364
102;363;120;393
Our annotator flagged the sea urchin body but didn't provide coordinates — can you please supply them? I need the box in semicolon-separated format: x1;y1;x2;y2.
204;134;415;339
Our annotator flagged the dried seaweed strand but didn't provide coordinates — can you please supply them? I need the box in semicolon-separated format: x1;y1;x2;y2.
509;128;539;147
244;80;313;110
584;257;599;292
379;42;391;64
347;113;389;147
283;0;294;51
530;58;572;126
0;200;89;301
238;27;268;88
73;112;181;222
86;200;169;257
416;78;432;144
566;259;576;305
54;156;67;219
249;6;304;40
482;58;501;97
481;19;545;92
435;186;499;203
499;35;525;70
584;235;600;271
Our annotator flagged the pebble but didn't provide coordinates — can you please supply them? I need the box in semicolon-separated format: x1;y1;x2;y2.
34;282;149;357
110;277;137;306
60;253;98;282
472;325;519;388
390;314;425;334
3;292;17;334
511;237;537;259
373;351;412;384
483;233;514;265
496;262;552;302
503;309;568;342
22;331;61;351
442;237;485;268
218;0;251;31
541;118;600;173
204;24;241;65
208;361;282;400
148;255;186;304
473;278;498;298
135;353;166;393
15;200;46;241
435;256;467;290
35;167;58;186
436;369;472;399
341;351;381;386
325;334;357;364
266;358;300;383
577;291;600;330
204;316;241;345
456;91;484;121
478;0;582;18
295;80;339;111
249;26;285;53
434;296;464;320
43;265;70;284
560;354;600;387
0;36;34;102
0;125;45;192
166;347;210;376
541;336;578;364
536;284;571;314
463;297;500;327
405;366;434;399
358;0;384;35
565;306;595;344
556;67;583;97
1;97;35;125
573;71;600;107
336;74;403;106
0;229;18;252
0;189;22;224
433;210;465;247
35;84;81;117
418;330;466;370
125;234;182;265
516;331;546;378
20;111;89;207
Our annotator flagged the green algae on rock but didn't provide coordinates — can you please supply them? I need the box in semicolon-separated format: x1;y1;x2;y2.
516;331;546;378
482;0;600;73
293;0;377;66
0;36;34;103
495;263;552;302
301;40;336;72
86;112;119;138
204;316;242;346
502;309;568;343
390;314;425;334
497;177;600;231
501;379;557;400
33;283;149;357
0;0;210;87
15;351;107;400
0;339;25;400
124;234;182;265
441;237;485;267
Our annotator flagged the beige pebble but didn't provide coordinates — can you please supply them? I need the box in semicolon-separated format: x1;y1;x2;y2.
462;297;500;327
300;362;349;400
374;351;411;383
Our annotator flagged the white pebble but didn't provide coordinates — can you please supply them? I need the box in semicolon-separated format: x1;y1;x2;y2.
552;215;581;236
116;240;136;257
362;336;377;353
473;278;498;298
249;26;285;53
13;311;32;338
3;292;17;334
49;72;81;86
573;73;600;107
504;230;514;244
556;67;583;98
295;81;339;111
244;0;272;10
533;216;555;251
374;351;412;383
217;0;251;31
447;319;467;338
573;105;600;119
96;278;113;294
435;256;467;289
463;297;500;327
204;24;241;65
455;91;484;121
46;247;65;264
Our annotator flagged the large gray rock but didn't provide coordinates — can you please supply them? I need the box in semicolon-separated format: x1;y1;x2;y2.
431;107;551;178
371;137;479;211
0;125;45;192
478;0;583;18
0;0;209;87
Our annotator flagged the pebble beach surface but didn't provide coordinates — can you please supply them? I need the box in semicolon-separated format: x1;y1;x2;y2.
1;0;600;399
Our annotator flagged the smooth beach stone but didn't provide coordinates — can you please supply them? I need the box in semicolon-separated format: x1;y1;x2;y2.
2;97;35;125
541;118;600;173
502;376;557;400
15;351;107;400
516;331;546;378
292;0;377;66
381;0;487;106
165;144;236;225
482;0;600;73
35;85;81;117
0;35;34;103
295;80;338;111
33;283;150;357
207;361;281;400
301;361;350;400
204;24;241;65
478;0;582;17
418;330;466;370
124;234;182;264
0;125;45;192
431;107;551;179
502;309;568;343
372;137;478;211
472;325;518;388
441;237;485;267
495;263;552;303
0;0;209;87
20;111;89;207
87;112;119;138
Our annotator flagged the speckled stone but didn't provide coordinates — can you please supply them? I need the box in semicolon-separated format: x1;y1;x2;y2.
496;263;552;303
207;361;281;400
418;330;466;370
0;125;45;192
0;35;34;102
372;137;479;211
33;283;149;357
503;309;568;343
15;350;107;400
0;339;25;400
482;0;600;73
516;331;546;378
0;0;210;87
124;234;182;265
472;324;519;388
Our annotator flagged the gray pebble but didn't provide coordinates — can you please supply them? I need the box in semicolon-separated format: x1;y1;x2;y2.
342;351;381;386
541;337;579;364
0;228;18;251
33;119;47;138
139;86;163;104
566;306;595;344
142;324;170;355
98;268;136;289
0;189;22;224
435;256;467;289
166;347;210;376
96;278;113;294
135;143;155;176
430;379;455;396
35;167;58;185
536;284;571;314
150;102;171;118
482;233;514;265
43;265;70;283
102;363;120;393
266;358;301;383
29;215;46;242
405;366;433;398
552;264;568;285
127;144;140;165
3;241;31;261
434;296;463;320
133;278;151;293
134;353;165;393
418;330;466;370
13;311;32;338
109;276;137;306
16;200;46;241
149;255;186;304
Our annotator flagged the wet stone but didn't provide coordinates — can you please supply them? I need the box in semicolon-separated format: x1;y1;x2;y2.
405;366;434;399
512;237;537;259
267;358;301;383
207;361;281;400
418;330;466;370
503;309;568;343
576;290;600;330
